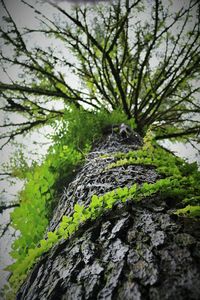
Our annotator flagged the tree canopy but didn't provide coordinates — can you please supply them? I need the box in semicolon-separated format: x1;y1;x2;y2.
0;0;200;150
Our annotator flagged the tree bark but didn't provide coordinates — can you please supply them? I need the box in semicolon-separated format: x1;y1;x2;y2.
17;132;200;300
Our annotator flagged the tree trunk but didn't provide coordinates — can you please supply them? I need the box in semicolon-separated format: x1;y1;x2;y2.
17;133;200;300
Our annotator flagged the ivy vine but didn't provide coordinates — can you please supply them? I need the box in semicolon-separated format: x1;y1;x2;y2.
4;108;135;299
4;120;200;300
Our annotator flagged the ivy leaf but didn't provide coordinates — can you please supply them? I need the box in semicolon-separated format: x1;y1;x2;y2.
129;184;137;195
74;204;84;213
40;239;48;250
47;231;58;243
90;195;101;208
175;205;200;217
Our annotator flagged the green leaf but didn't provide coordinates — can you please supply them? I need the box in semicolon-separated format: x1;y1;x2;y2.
40;239;48;249
74;204;84;213
47;231;58;242
175;205;200;217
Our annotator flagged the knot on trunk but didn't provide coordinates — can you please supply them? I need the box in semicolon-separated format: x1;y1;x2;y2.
102;123;143;145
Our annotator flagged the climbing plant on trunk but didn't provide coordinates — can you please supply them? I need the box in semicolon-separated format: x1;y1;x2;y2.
13;131;200;300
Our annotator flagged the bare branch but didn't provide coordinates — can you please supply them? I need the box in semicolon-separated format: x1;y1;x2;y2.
155;126;200;140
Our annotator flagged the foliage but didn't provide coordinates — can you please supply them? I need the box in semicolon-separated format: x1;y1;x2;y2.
4;176;187;298
55;105;136;150
5;130;200;299
175;205;200;218
0;0;199;149
4;107;134;299
9;143;82;260
105;130;200;213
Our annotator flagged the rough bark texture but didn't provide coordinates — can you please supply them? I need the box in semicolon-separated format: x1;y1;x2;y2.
17;133;200;300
